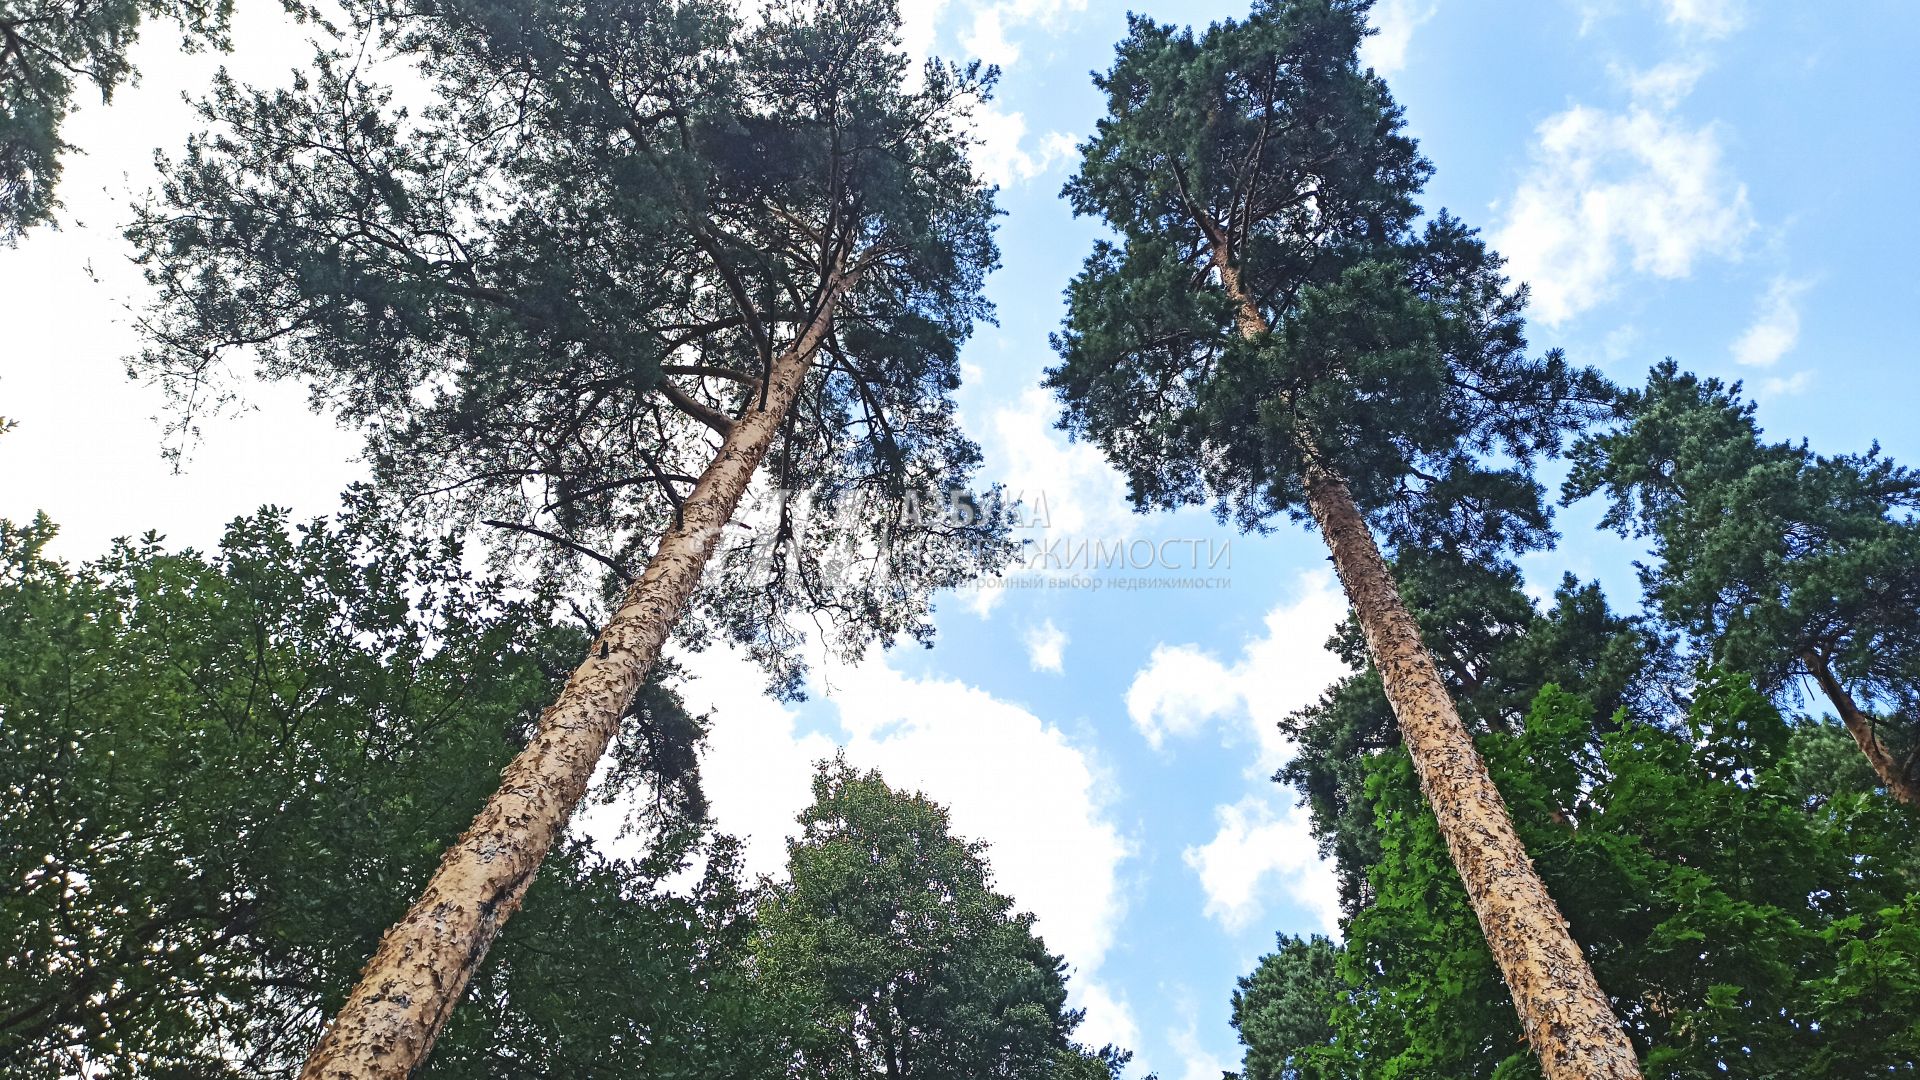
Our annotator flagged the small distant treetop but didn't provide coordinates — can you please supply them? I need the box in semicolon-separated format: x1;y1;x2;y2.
758;757;1129;1080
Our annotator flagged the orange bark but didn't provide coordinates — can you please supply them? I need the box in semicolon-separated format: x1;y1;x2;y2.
1214;257;1640;1079
1803;649;1920;808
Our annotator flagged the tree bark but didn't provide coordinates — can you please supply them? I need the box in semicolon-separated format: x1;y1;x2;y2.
1304;465;1638;1079
1213;259;1640;1080
1802;649;1920;807
298;272;856;1080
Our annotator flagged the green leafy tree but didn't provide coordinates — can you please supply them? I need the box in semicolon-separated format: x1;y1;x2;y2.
1235;677;1920;1078
1567;361;1920;806
1279;552;1676;913
0;0;241;242
0;504;780;1079
756;758;1130;1080
1047;1;1629;1071
125;0;1009;1069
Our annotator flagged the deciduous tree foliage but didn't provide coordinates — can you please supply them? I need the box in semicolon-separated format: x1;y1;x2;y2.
125;0;1009;1069
1567;361;1920;806
1279;551;1676;913
0;0;239;242
755;759;1129;1080
1047;1;1630;1072
0;505;779;1079
1234;677;1920;1078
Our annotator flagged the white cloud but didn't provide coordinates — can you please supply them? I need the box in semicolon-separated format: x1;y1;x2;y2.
1613;57;1709;108
1500;0;1758;327
962;5;1018;67
1072;981;1142;1062
970;104;1078;189
1124;571;1349;772
1124;575;1348;947
1494;101;1752;324
1758;370;1813;397
1731;275;1810;367
1661;0;1745;39
1184;794;1340;935
894;0;1083;188
896;0;952;66
948;385;1143;620
1025;617;1069;673
955;0;1089;67
987;385;1138;543
826;658;1132;972
0;8;367;562
1126;644;1242;749
1360;0;1439;76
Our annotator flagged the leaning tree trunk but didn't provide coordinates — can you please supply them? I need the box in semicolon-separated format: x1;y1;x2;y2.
1802;649;1920;808
299;274;856;1080
1213;260;1641;1080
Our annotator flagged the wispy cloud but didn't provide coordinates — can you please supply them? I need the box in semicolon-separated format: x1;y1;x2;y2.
1493;66;1752;324
1758;371;1814;397
1661;0;1746;39
1167;1005;1237;1080
1731;275;1811;368
1611;57;1709;108
1360;0;1440;76
1025;617;1069;673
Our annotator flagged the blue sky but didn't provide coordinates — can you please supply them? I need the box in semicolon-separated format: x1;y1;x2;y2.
4;1;1920;1076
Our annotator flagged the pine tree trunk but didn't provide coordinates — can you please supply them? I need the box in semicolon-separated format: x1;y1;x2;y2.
1303;464;1639;1079
299;275;855;1080
1212;258;1640;1080
1802;649;1920;807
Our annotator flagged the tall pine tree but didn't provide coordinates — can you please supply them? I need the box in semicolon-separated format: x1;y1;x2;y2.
127;0;1007;1073
1047;2;1634;1073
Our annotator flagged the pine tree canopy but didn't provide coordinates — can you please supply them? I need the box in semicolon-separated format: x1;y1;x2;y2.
126;0;1012;696
1046;0;1608;552
1568;360;1920;795
0;0;239;243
